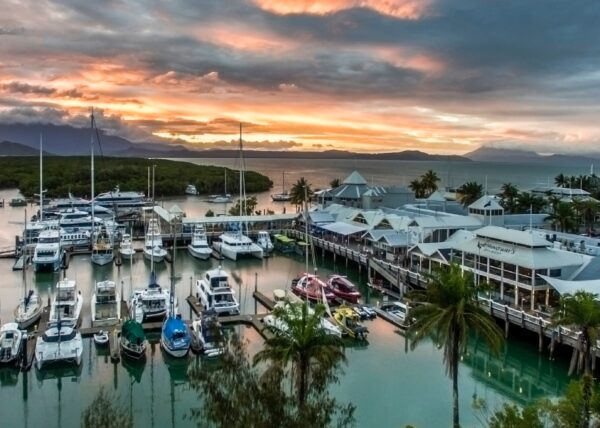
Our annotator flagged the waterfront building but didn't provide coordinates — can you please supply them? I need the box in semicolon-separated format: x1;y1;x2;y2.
530;185;597;203
409;225;592;311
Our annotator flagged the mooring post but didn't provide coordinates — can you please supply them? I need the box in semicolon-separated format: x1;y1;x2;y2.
254;272;258;315
504;305;509;339
538;318;544;353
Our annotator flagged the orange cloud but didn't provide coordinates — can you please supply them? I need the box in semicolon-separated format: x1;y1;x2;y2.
253;0;432;20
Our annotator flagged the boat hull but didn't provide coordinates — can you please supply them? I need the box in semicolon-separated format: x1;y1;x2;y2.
119;249;135;259
160;337;189;358
91;254;114;266
213;242;263;261
188;245;211;260
120;342;146;360
33;259;61;272
143;250;165;263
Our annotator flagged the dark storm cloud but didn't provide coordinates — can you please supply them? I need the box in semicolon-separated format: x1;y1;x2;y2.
2;81;57;95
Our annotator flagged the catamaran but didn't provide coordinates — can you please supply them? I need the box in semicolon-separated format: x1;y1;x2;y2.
35;319;83;369
212;125;263;261
187;224;212;260
195;266;240;315
131;272;170;322
91;280;120;327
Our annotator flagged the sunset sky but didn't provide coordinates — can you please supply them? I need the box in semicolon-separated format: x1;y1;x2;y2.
1;0;599;154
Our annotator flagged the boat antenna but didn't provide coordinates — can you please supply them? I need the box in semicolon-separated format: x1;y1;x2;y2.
91;108;95;240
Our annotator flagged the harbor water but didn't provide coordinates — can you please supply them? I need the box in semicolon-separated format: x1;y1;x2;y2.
0;158;578;427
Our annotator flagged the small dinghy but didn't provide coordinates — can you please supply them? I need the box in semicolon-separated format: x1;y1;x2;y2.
93;330;109;345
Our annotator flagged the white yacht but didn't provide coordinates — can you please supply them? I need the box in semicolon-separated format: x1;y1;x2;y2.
143;218;167;263
91;225;114;266
195;266;240;315
256;231;274;254
59;209;104;232
94;186;145;215
0;323;24;365
130;272;171;322
49;278;83;327
188;224;212;260
32;228;63;272
35;321;83;369
91;280;121;327
185;184;198;195
208;194;233;203
263;301;342;338
119;233;136;259
60;229;91;249
14;290;42;330
212;232;263;261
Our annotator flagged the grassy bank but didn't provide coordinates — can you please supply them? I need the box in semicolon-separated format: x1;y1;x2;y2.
0;156;272;197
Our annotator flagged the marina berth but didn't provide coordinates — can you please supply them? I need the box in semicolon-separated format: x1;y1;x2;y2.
35;320;83;369
91;280;120;327
0;323;23;365
32;228;63;272
195;266;240;315
187;224;212;260
49;278;83;326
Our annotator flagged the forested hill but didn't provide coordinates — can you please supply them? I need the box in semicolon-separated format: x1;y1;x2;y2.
0;157;272;198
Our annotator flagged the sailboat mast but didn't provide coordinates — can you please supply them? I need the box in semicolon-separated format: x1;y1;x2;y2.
91;109;95;233
304;186;309;274
239;124;243;218
151;164;155;273
282;171;285;194
39;134;43;221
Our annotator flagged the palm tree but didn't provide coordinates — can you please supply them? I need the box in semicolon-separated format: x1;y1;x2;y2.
548;202;577;232
408;263;503;428
409;178;425;198
516;192;546;214
329;178;341;189
552;291;600;427
499;182;519;213
555;173;569;188
456;181;483;207
290;177;314;209
573;198;599;233
421;170;440;197
254;302;346;408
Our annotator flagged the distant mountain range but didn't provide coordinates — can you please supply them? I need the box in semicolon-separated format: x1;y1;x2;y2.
465;146;600;165
1;123;599;164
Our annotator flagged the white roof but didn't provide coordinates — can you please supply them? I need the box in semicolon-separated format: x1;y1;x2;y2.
342;171;367;185
475;226;550;248
540;275;600;296
469;195;503;210
183;214;296;224
453;237;586;270
411;215;482;229
319;221;367;236
427;191;447;202
169;204;184;215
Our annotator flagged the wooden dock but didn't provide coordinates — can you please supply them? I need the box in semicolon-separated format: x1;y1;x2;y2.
20;305;50;371
253;291;275;311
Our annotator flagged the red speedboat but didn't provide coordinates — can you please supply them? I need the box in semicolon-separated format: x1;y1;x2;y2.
327;275;361;304
291;274;336;303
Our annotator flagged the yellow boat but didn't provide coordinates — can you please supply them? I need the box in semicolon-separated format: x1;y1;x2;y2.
332;306;368;340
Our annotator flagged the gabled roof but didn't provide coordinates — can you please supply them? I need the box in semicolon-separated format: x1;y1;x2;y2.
474;226;550;248
427;191;447;202
319;221;367;236
410;215;482;229
342;171;368;185
308;211;335;224
469;195;503;211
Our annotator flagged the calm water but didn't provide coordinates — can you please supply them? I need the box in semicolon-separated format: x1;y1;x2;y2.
0;158;578;427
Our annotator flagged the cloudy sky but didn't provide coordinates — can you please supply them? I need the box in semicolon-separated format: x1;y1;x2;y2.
1;0;599;154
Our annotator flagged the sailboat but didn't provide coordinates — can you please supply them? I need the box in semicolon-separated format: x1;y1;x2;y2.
271;171;292;202
291;190;335;303
160;234;190;358
212;124;263;260
14;210;43;329
131;167;170;322
90;111;114;266
208;169;232;203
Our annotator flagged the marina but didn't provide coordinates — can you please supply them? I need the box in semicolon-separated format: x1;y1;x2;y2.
0;161;598;427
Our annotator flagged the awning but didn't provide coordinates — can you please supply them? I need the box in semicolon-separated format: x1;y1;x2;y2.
319;221;367;236
540;275;600;296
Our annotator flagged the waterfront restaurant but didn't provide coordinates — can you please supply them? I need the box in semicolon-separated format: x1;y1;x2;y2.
410;226;591;311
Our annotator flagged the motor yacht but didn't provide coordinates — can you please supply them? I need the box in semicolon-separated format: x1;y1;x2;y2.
60;229;91;250
0;323;24;365
263;301;342;338
185;184;198;195
195;266;240;315
94;186;145;216
291;273;336;303
190;309;225;357
327;275;361;304
49;278;83;327
91;225;114;266
32;228;63;272
187;224;212;260
143;218;167;263
119;233;136;260
91;280;120;327
256;231;274;254
58;209;104;232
